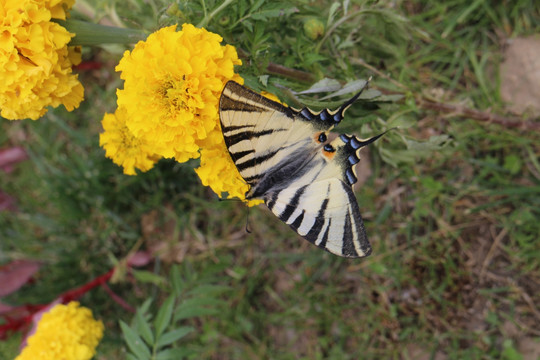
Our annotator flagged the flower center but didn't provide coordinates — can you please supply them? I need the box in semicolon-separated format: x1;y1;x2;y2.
159;75;195;114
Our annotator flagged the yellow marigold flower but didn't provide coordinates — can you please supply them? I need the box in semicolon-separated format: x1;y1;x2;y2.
100;106;159;175
115;23;243;161
0;0;83;120
195;131;262;206
16;302;104;360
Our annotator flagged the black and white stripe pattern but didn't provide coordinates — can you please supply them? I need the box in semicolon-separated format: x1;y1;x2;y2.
219;81;380;258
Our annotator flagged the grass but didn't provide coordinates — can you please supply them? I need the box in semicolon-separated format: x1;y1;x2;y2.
1;0;539;359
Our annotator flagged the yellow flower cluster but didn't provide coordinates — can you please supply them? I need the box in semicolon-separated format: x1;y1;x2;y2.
101;23;262;204
16;302;104;360
114;24;243;162
0;0;84;120
100;106;159;175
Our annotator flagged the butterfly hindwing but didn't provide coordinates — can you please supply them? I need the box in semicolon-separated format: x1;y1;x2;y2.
266;178;370;258
263;133;373;258
219;81;379;258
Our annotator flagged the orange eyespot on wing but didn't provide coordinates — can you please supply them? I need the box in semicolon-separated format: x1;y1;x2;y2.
322;143;336;160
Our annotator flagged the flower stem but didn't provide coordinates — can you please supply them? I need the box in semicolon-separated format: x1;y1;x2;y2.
198;0;235;28
56;19;147;46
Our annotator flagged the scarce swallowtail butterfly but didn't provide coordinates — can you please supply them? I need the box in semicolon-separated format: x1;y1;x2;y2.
219;81;386;258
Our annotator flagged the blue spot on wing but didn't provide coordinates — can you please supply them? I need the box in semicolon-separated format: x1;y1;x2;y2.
319;110;330;121
348;154;359;165
350;137;362;150
345;168;357;185
300;108;314;120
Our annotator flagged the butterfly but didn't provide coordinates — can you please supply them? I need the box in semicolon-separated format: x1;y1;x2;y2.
219;80;385;258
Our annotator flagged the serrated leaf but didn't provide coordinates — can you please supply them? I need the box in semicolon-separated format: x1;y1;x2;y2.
135;309;154;345
156;326;194;348
154;295;175;339
174;306;220;321
120;321;152;360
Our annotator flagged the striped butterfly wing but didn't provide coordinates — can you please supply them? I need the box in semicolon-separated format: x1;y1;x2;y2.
264;134;381;258
220;81;361;192
219;81;378;258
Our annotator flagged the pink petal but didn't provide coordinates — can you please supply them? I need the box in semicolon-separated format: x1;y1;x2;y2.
0;260;41;297
127;251;152;267
0;147;28;173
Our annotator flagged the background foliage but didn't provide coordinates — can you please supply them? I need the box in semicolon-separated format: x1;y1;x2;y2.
1;0;539;359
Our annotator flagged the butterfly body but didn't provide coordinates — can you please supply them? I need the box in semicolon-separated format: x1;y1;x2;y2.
219;81;383;258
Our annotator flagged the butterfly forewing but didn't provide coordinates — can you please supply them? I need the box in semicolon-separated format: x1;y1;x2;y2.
220;82;313;187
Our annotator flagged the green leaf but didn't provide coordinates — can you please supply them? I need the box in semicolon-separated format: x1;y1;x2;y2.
503;154;522;175
156;326;195;349
386;111;416;129
174;306;220;321
134;309;154;345
120;321;152;360
320;79;369;99
177;297;226;308
327;2;341;27
132;269;167;286
154;295;176;339
297;78;341;94
170;265;183;296
185;284;231;296
155;348;196;360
